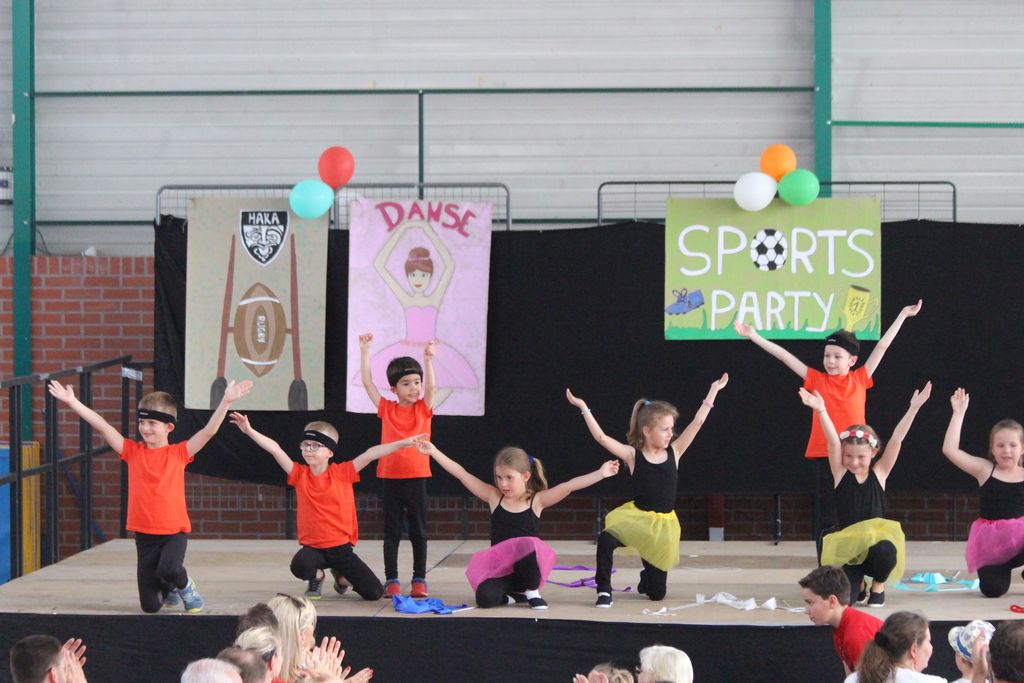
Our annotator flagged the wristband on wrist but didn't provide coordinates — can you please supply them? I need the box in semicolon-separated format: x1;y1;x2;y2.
702;400;714;409
581;408;592;415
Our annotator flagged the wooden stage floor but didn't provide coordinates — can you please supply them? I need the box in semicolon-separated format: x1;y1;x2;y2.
0;538;1015;626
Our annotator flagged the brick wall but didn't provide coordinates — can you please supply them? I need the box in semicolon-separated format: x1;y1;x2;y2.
0;255;976;565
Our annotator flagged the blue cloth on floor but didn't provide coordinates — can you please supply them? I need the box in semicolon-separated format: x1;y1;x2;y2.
391;594;467;614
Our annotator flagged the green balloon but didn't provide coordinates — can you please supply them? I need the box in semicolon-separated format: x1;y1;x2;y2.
778;169;820;206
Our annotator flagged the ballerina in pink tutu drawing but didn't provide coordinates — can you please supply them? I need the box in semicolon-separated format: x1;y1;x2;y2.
362;220;478;408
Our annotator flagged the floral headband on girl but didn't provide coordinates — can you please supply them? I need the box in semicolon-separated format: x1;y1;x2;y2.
839;428;878;448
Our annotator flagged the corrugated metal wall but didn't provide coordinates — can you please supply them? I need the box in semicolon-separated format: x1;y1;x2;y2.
0;1;1021;255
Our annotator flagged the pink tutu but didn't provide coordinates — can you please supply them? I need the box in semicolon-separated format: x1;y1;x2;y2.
966;516;1024;573
353;306;478;390
465;537;557;591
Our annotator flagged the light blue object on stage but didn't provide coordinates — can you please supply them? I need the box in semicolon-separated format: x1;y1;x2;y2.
391;594;467;615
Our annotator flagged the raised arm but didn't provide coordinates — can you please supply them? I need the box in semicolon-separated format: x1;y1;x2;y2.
229;411;294;475
671;373;729;458
423;340;437;409
358;332;383;407
187;379;253;456
373;221;415;306
873;381;931;482
351;434;428;472
733;320;808;378
942;388;993;484
863;299;922;377
48;380;125;454
413;440;498;505
799;388;844;482
565;389;635;468
534;460;619;511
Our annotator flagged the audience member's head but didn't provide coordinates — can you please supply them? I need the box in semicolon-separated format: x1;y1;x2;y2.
9;635;63;683
234;626;282;682
990;620;1024;683
948;619;995;680
180;658;243;683
589;662;635;683
798;565;852;627
637;645;693;683
237;602;279;636
217;647;268;683
267;594;317;683
858;611;932;683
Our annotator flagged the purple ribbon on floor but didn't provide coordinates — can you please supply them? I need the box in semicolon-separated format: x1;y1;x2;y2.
547;565;633;592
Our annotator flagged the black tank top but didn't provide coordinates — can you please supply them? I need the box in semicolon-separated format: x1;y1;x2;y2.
980;467;1024;520
490;501;540;545
834;469;885;528
632;446;679;513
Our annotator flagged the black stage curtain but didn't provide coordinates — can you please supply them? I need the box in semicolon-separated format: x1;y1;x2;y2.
154;217;1024;495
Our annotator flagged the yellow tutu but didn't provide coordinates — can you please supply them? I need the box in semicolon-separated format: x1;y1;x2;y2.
821;518;905;585
604;501;681;572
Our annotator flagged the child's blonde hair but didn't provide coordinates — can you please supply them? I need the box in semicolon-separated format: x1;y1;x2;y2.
267;593;316;682
990;419;1024;463
139;391;177;418
638;645;693;683
626;400;679;449
839;423;883;453
304;421;339;443
590;662;635;683
493;446;548;497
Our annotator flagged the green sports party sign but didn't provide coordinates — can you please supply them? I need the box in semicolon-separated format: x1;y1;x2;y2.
664;198;881;340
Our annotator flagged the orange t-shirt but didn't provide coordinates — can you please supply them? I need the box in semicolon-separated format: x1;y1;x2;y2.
376;398;432;479
287;461;360;548
803;366;874;458
120;440;194;534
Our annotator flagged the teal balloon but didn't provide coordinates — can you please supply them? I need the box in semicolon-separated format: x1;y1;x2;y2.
777;169;820;206
289;179;334;219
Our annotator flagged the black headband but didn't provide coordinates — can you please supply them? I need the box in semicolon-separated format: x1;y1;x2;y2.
303;430;338;452
386;361;423;387
823;332;859;356
138;408;176;425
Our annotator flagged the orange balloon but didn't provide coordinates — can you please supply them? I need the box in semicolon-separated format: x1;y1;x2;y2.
760;144;797;182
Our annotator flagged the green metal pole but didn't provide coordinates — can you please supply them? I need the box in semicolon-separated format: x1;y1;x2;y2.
813;0;832;197
12;0;35;438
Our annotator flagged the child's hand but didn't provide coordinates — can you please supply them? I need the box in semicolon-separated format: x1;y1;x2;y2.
909;380;932;409
222;379;254;404
798;388;826;412
228;411;253;434
950;387;970;414
599;460;620;478
424;340;437;359
565;388;587;410
414;439;437;456
711;372;729;391
358;332;374;350
48;380;76;404
402;433;430;448
732;319;755;338
902;299;923;318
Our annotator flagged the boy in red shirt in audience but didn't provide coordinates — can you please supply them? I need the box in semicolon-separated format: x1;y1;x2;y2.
49;378;252;613
231;413;425;601
800;565;882;676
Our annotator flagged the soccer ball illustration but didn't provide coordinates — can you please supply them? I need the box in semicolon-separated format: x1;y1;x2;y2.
750;228;788;272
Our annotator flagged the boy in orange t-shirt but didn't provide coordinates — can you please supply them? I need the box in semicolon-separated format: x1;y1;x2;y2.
48;378;252;613
733;299;922;540
231;414;425;600
359;332;436;598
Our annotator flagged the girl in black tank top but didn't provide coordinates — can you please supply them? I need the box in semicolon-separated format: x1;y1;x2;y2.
942;388;1024;598
414;440;618;609
801;382;931;607
567;373;729;607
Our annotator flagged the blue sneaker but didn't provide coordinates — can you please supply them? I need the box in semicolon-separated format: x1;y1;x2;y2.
178;579;204;613
162;587;180;608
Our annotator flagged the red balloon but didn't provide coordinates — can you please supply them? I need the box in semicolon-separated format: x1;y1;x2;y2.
318;146;355;189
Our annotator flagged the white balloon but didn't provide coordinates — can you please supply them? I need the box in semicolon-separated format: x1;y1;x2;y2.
733;172;778;211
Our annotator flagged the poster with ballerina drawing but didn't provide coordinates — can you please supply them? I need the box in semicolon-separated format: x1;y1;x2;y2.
346;198;491;416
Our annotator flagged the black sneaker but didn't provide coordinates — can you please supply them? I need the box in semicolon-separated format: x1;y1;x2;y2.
595;592;613;608
506;592;529;605
855;587;868;605
637;570;648;595
330;569;350;595
528;596;548;610
867;591;885;608
305;572;323;600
